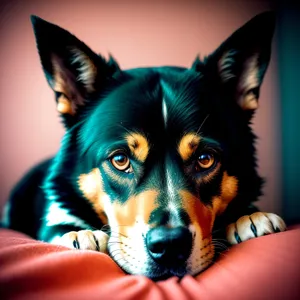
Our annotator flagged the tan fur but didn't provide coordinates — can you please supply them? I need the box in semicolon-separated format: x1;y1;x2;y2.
178;133;201;161
57;95;74;115
78;168;108;224
219;51;260;110
237;54;260;110
212;171;238;215
51;54;86;114
113;190;159;230
126;132;150;162
238;90;258;110
180;190;213;239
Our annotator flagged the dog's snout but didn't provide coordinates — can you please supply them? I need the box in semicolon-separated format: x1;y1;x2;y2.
146;226;193;266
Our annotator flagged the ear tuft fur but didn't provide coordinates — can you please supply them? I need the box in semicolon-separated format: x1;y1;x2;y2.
192;11;275;111
30;15;120;126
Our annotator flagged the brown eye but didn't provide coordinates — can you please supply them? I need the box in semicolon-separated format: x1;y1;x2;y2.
111;153;132;172
197;153;215;169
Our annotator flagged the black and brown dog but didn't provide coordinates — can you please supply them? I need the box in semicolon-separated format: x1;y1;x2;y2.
3;12;286;280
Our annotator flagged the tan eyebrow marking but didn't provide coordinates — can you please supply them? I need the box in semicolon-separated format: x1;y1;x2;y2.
178;133;201;161
125;132;150;162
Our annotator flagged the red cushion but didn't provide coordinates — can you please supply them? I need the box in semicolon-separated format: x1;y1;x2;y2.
0;228;300;300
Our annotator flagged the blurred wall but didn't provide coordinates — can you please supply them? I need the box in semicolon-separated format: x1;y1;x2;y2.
0;0;278;217
276;1;300;224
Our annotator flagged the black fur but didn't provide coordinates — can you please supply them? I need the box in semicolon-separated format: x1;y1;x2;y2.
3;12;276;278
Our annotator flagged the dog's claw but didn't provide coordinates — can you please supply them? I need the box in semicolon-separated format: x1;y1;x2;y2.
54;230;109;253
226;212;286;245
72;239;80;249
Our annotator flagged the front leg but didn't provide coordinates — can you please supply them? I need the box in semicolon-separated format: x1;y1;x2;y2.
41;224;109;253
40;201;109;252
226;212;286;245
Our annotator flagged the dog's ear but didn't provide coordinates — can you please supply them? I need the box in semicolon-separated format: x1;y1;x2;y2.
192;11;275;111
31;15;120;124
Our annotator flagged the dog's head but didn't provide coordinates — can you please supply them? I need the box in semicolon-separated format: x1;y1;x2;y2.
32;12;274;279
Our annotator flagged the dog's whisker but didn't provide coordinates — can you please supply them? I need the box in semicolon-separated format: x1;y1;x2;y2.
212;240;229;246
212;240;229;247
109;248;123;256
110;250;131;269
191;114;210;146
212;244;229;249
117;123;136;139
212;243;229;253
107;241;123;245
212;238;230;243
214;250;230;259
213;244;229;251
107;229;129;239
213;245;229;252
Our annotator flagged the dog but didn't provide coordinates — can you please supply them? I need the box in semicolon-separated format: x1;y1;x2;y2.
2;11;286;280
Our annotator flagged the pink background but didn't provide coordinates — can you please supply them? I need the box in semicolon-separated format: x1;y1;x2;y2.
0;0;279;217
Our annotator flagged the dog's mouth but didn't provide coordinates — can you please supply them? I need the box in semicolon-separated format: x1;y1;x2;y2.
109;247;189;280
147;265;189;281
109;246;213;281
107;226;214;280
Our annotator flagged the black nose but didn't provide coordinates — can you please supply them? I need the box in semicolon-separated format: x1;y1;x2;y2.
146;226;193;266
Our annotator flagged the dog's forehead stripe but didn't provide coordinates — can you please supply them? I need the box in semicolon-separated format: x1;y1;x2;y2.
126;132;150;162
178;133;201;161
162;98;168;127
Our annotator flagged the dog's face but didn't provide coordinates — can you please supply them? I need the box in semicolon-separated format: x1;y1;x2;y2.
32;12;274;279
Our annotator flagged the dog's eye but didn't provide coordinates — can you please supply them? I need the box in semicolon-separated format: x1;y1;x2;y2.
197;153;215;170
111;153;132;173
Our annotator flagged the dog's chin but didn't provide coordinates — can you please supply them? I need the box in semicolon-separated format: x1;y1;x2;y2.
148;265;189;281
112;256;210;281
107;235;214;280
108;245;214;280
123;263;212;281
120;263;189;281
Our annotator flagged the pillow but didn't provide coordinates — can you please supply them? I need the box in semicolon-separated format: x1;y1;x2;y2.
0;228;299;300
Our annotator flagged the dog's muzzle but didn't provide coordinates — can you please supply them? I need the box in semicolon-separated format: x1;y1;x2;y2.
146;226;193;266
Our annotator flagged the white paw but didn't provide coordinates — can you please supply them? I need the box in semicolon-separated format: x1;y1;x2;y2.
226;212;286;245
52;230;109;253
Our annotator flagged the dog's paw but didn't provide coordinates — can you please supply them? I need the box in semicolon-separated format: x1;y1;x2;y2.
54;230;109;253
226;212;286;245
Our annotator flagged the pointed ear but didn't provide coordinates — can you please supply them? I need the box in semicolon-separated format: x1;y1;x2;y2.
192;12;275;111
31;16;120;123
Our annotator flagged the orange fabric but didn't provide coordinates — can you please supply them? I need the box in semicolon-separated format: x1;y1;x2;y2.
0;228;300;300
